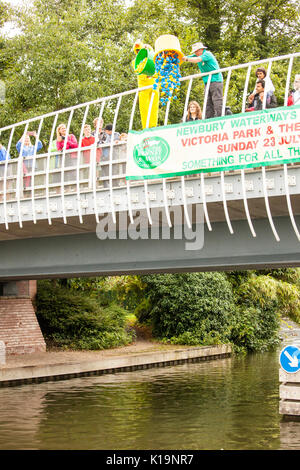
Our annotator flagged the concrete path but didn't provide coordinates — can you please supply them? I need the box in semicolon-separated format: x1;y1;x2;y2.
0;340;232;387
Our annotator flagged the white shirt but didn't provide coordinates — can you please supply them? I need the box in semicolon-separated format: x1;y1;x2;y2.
252;75;275;94
292;90;300;104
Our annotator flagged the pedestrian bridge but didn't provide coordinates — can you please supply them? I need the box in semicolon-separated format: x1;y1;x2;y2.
0;52;299;280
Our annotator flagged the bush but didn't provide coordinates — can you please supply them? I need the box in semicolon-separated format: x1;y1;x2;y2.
139;272;236;345
274;279;300;324
256;268;300;287
225;270;254;289
35;280;135;350
137;272;286;353
230;275;282;352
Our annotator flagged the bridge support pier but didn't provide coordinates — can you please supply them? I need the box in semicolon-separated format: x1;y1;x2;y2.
0;281;46;355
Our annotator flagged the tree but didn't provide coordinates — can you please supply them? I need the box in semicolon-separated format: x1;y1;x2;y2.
0;0;134;130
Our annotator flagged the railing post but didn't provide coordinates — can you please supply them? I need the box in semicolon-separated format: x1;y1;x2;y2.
240;64;256;237
31;118;44;224
61;109;74;224
46;113;59;225
16;122;29;228
180;77;194;230
261;59;280;242
127;90;139;225
91;100;105;224
77;104;90;224
109;96;122;224
3;126;15;230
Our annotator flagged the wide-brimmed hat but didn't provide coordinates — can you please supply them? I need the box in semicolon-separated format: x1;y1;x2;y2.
191;42;207;53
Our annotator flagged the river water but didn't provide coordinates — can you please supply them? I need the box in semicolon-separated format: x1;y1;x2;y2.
0;319;300;450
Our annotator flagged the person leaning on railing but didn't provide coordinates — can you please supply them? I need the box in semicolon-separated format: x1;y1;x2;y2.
246;79;277;112
185;101;202;122
16;132;43;188
56;123;78;183
56;123;78;153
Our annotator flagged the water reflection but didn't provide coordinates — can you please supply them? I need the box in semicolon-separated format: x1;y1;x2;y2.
280;419;300;450
0;352;299;450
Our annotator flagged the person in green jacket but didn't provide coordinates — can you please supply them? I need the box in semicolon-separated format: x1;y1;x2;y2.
182;42;223;119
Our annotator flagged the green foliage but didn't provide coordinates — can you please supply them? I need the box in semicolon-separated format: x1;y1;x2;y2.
35;267;300;354
256;268;300;286
225;270;254;289
230;274;300;352
108;276;147;311
230;276;281;352
35;280;135;350
275;279;300;323
136;271;297;353
139;272;236;344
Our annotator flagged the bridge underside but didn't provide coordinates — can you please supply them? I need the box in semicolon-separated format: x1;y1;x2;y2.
0;206;299;280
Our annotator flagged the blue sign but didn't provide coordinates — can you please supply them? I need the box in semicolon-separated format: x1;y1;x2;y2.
279;345;300;373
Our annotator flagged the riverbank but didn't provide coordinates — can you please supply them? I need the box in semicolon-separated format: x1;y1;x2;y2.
1;316;298;389
0;339;232;387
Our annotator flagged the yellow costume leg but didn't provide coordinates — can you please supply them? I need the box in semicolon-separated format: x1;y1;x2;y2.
139;88;159;129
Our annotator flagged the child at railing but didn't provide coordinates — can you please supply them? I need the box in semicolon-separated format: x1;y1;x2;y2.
16;132;43;188
81;124;101;164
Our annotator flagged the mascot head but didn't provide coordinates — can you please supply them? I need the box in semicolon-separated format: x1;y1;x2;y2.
133;40;144;55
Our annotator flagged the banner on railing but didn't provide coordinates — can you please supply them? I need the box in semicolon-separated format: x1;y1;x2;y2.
126;105;300;180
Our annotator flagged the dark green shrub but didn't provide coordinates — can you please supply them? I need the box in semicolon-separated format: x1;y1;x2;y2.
225;270;254;289
35;280;135;350
139;272;236;344
137;272;286;353
230;275;282;352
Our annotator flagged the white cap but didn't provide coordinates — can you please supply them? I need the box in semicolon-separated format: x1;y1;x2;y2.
191;42;207;53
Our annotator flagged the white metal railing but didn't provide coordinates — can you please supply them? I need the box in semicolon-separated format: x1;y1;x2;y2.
0;52;299;240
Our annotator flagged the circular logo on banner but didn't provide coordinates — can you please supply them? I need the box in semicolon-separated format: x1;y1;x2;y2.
133;136;170;170
279;345;300;373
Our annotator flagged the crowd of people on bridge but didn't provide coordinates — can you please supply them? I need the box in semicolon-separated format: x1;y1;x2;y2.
0;117;128;189
0;119;128;166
